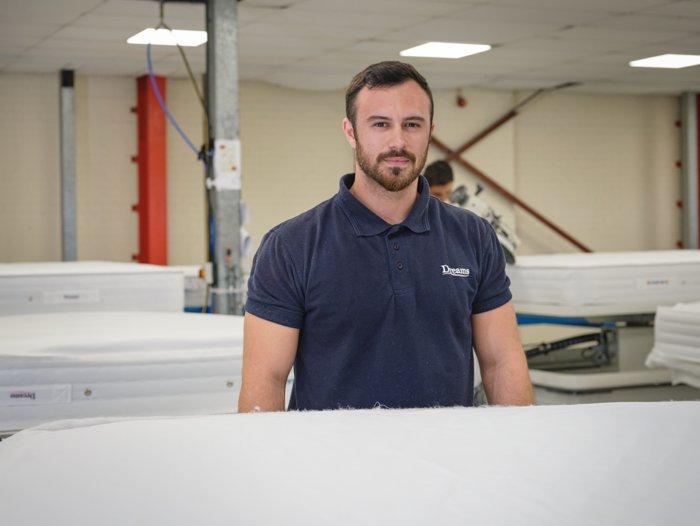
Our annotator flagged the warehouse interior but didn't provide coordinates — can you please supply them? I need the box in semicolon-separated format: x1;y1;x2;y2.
1;1;700;524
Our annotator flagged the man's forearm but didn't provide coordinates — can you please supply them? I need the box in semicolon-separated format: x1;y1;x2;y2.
237;376;287;413
480;358;535;406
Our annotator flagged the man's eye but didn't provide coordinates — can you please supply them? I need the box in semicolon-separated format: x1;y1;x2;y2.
405;122;421;128
373;122;388;127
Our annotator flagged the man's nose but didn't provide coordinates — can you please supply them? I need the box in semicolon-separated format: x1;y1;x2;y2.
387;127;408;151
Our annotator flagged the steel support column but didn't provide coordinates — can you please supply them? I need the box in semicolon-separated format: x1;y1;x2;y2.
60;69;77;261
681;92;699;249
134;75;168;265
206;0;243;315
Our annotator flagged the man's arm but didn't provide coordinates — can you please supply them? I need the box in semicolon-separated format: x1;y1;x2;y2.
472;301;535;406
238;312;299;413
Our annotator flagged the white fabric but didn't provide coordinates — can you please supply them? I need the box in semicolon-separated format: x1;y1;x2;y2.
1;402;698;526
647;302;700;388
0;261;184;315
508;250;700;309
0;311;243;432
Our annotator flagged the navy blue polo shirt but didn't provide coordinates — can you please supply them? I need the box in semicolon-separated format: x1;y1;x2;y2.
245;173;512;410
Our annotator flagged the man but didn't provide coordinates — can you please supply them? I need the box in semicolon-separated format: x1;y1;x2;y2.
239;61;534;412
424;160;454;203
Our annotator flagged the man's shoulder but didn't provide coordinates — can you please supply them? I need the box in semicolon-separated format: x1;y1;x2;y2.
430;196;490;233
267;196;337;244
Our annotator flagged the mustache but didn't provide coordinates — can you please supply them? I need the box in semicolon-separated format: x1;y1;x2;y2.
377;149;416;163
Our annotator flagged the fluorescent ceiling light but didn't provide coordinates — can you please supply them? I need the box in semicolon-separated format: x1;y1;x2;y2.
629;54;700;69
127;28;207;47
400;42;491;59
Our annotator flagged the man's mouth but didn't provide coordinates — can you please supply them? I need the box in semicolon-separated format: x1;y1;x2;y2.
383;156;411;166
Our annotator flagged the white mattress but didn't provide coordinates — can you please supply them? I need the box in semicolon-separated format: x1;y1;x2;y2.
0;261;184;315
0;311;243;432
647;302;700;388
509;250;700;312
0;402;698;526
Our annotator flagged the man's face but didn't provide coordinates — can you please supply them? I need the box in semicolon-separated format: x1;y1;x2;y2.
429;182;453;203
343;80;433;192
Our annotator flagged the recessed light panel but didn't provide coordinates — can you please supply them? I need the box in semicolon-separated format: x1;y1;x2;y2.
629;54;700;69
400;42;491;59
127;28;207;47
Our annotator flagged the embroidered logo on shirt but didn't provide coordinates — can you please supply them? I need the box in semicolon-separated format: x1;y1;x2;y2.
441;265;470;278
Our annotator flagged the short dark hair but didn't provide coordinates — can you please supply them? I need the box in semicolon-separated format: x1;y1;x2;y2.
345;61;434;127
424;160;454;187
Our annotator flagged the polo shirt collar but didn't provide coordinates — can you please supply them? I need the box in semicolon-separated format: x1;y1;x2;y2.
335;173;431;237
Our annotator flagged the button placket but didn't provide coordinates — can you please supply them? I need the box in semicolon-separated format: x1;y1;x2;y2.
386;229;411;292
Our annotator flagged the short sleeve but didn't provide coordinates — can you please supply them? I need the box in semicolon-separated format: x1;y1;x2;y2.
471;219;512;314
245;230;305;328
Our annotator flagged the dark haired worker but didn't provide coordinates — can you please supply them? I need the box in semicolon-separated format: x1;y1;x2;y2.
239;61;534;412
424;160;454;203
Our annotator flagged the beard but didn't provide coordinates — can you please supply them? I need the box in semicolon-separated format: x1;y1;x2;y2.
356;139;429;193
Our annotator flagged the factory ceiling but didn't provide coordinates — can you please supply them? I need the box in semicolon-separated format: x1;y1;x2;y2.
1;0;700;94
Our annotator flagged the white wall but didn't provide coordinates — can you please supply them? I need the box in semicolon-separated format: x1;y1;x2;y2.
0;72;681;265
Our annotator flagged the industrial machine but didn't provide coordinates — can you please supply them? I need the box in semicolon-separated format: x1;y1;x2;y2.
450;183;520;264
510;251;700;403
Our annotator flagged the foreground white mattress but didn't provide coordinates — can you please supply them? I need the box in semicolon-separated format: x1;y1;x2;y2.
647;302;700;388
0;311;243;432
509;250;700;314
0;261;184;315
0;402;698;526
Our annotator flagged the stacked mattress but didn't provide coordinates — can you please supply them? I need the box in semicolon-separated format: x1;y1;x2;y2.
509;250;700;312
0;261;184;315
0;402;698;525
0;311;244;433
647;302;700;388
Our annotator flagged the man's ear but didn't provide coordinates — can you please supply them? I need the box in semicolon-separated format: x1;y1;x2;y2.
342;117;357;149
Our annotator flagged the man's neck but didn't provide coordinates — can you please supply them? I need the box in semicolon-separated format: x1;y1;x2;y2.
349;168;419;225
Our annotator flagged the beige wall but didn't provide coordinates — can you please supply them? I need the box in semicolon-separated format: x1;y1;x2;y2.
513;91;680;254
0;73;60;262
0;72;681;265
75;75;138;262
167;78;207;265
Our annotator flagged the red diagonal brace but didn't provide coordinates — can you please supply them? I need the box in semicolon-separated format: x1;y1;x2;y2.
445;110;518;162
430;135;592;253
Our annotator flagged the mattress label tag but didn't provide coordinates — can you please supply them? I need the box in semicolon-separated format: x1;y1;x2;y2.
635;277;677;290
43;289;100;304
0;384;72;406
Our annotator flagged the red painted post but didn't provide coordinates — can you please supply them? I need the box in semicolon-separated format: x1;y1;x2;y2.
134;75;168;265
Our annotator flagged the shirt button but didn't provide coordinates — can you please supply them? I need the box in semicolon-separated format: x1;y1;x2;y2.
393;243;399;251
396;261;404;270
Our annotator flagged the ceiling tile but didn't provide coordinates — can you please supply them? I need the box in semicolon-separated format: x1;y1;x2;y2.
549;25;694;44
455;4;616;26
0;0;103;24
290;0;472;17
641;1;700;18
383;17;564;46
488;0;674;12
586;12;700;32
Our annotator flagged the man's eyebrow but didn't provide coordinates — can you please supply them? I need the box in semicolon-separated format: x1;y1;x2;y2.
366;115;426;122
367;115;391;121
